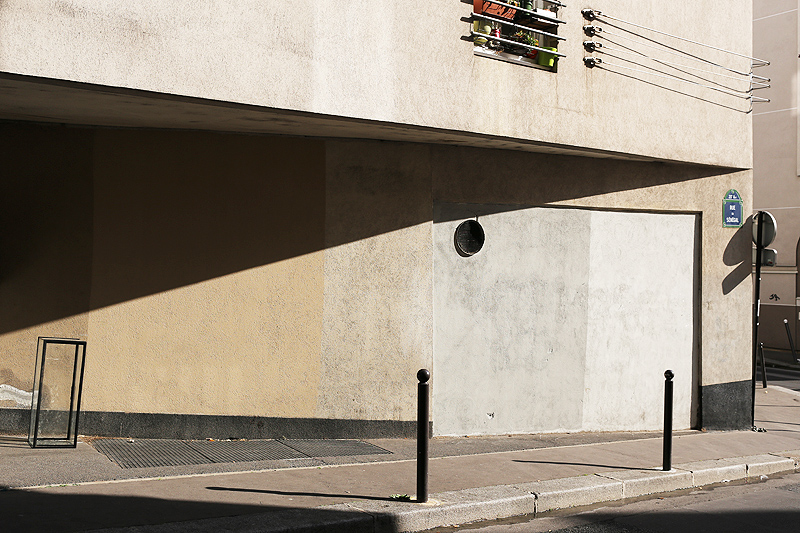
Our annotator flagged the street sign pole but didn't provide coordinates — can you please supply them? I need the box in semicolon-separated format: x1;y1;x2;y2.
752;211;764;427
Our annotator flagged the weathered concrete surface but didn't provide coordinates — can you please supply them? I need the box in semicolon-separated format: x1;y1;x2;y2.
743;454;797;478
433;206;696;435
0;1;752;167
317;141;432;422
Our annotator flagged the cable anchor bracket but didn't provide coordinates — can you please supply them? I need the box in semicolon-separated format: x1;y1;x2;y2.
583;41;602;53
582;8;601;21
584;57;602;68
583;25;602;37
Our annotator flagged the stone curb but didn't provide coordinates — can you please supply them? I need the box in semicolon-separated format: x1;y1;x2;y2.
92;451;800;533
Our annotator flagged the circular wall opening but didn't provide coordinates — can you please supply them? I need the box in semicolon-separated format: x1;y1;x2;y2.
454;220;485;256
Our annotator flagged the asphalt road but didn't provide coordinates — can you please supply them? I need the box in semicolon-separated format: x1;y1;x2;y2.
760;366;800;392
438;472;800;533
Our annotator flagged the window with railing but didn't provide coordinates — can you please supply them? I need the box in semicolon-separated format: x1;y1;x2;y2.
470;0;566;70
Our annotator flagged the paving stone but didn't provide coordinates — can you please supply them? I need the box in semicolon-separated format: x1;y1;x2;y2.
597;468;693;498
771;449;800;471
674;458;747;486
525;475;624;512
743;454;796;477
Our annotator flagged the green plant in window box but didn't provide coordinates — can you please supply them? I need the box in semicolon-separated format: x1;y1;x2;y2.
512;31;539;59
509;30;528;55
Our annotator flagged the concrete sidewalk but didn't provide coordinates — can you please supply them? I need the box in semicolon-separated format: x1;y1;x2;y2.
2;385;800;533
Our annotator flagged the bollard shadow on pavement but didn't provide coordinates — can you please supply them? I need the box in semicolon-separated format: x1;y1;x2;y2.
206;485;396;502
511;459;643;470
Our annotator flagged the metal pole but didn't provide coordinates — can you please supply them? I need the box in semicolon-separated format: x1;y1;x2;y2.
663;370;674;472
417;369;430;503
759;342;767;389
752;211;764;426
785;318;798;362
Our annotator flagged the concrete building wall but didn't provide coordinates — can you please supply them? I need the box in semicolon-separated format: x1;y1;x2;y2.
0;0;752;168
0;123;753;434
433;206;695;436
753;1;800;358
318;141;433;422
430;146;752;429
0;1;758;436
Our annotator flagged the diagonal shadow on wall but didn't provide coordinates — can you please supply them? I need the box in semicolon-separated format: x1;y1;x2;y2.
0;122;744;337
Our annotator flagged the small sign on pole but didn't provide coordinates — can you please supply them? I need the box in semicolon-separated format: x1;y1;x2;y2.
752;211;777;247
723;190;743;228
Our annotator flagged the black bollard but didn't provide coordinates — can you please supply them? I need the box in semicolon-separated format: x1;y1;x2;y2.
759;342;767;389
417;369;430;503
663;370;674;472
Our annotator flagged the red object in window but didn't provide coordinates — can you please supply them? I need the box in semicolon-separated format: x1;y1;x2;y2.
474;0;517;20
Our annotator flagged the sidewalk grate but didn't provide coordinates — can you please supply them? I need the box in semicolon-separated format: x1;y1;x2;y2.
280;439;393;458
90;438;391;469
91;439;212;469
187;440;306;463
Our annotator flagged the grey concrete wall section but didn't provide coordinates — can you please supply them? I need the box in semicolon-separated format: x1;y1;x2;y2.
318;141;433;422
433;204;591;436
582;211;696;431
434;205;697;436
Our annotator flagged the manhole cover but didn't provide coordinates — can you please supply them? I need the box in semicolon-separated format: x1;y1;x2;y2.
280;439;392;458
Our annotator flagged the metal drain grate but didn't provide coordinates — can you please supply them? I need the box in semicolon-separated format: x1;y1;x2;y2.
280;439;392;458
187;440;306;463
91;439;211;469
90;438;391;468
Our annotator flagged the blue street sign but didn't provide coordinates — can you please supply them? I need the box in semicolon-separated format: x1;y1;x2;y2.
723;189;743;228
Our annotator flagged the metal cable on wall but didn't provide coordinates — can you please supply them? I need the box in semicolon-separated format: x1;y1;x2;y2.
581;8;770;113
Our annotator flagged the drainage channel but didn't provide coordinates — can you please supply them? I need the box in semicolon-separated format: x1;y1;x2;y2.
90;438;392;469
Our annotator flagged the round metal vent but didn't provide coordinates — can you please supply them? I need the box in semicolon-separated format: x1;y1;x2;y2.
454;220;485;256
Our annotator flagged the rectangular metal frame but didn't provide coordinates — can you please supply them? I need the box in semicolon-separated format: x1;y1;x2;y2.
28;337;87;448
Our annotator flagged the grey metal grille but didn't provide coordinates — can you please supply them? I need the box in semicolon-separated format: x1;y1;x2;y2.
280;439;392;458
187;440;306;463
90;438;391;468
91;439;211;469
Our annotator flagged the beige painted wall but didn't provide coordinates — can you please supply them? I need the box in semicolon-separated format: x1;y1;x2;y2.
84;130;327;417
0;0;752;168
